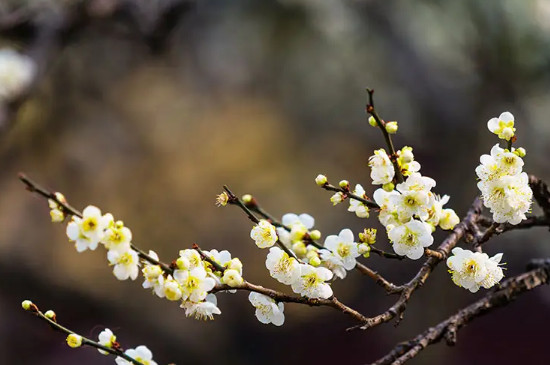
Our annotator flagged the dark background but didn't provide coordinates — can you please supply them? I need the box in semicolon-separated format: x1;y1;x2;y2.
1;0;550;364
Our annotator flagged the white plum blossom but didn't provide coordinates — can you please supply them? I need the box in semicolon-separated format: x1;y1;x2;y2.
265;247;300;285
330;192;345;205
174;266;216;302
115;345;157;365
276;213;315;247
176;249;203;270
447;248;504;292
320;250;348;279
388;220;433;260
476;139;532;226
397;146;421;176
161;275;182;301
66;206;112;252
97;328;116;355
439;208;460;230
107;248;140;280
291;264;333;299
102;220;132;252
480;174;532;224
0;49;36;100
373;188;400;227
323;229;359;270
251;220;278;248
348;184;369;218
222;269;243;287
487;111;515;140
142;250;164;296
368;148;395;185
181;294;221;320
248;292;285;326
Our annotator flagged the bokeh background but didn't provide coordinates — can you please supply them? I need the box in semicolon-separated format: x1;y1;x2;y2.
1;0;550;364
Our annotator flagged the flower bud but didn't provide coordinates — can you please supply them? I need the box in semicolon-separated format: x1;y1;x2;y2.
358;243;371;257
385;121;398;134
309;256;321;267
315;174;328;186
292;242;307;256
242;194;253;204
515;147;526;157
309;229;321;240
368;116;377;127
339;180;349;189
45;310;56;320
66;334;83;348
382;182;395;192
399;146;414;163
54;192;67;204
21;300;33;311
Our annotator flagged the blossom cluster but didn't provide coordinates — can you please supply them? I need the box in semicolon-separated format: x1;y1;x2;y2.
251;213;373;299
446;248;504;292
476;112;532;225
367;146;460;259
53;202;248;321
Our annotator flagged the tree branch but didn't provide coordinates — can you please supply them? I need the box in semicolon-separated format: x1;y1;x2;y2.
370;259;550;365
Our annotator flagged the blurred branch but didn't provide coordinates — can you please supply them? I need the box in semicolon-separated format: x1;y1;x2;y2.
370;258;550;365
0;0;194;133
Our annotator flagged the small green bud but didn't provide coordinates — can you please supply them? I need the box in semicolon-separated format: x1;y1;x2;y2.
368;116;377;127
385;121;398;134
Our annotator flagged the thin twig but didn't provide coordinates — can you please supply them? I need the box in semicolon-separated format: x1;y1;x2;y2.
366;88;403;184
23;302;144;365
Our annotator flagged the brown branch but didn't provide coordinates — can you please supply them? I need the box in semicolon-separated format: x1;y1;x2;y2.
355;263;402;293
369;259;550;365
213;281;369;324
320;183;379;208
348;197;484;331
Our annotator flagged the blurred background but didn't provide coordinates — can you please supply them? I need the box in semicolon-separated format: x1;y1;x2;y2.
1;0;550;364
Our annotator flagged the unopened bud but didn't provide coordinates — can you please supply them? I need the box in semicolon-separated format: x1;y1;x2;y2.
242;194;253;204
292;242;307;256
315;174;328;186
45;310;56;320
339;180;349;189
515;147;526;157
309;230;321;240
21;300;33;311
382;182;395;192
368;116;377;127
309;256;321;267
385;121;398;134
